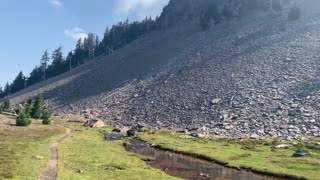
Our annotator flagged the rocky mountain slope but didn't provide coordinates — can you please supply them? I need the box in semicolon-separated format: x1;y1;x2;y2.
7;0;320;139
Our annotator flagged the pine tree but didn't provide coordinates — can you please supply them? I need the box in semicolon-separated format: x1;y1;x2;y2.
41;109;52;125
52;46;63;65
103;27;110;53
2;99;10;111
3;83;10;97
87;33;96;60
82;37;90;62
66;51;73;70
74;39;85;65
41;50;50;81
27;66;42;87
0;86;4;99
16;112;31;126
31;94;44;119
49;46;66;76
11;71;25;93
24;98;33;117
94;35;104;57
3;16;158;94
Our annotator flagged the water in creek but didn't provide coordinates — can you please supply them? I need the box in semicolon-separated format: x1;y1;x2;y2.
125;140;278;180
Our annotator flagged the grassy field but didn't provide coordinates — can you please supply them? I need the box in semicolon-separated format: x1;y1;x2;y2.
57;123;179;180
139;131;320;180
3;112;319;180
0;115;65;180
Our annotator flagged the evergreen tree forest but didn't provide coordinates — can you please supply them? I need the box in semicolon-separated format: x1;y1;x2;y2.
0;17;157;99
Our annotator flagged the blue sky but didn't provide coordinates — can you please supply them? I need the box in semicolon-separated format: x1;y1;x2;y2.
0;0;169;87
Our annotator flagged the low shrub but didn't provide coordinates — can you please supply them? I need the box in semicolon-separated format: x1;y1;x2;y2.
41;109;52;125
16;113;31;126
296;141;306;153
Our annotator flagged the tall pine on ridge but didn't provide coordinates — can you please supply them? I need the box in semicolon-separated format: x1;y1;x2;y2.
41;50;50;81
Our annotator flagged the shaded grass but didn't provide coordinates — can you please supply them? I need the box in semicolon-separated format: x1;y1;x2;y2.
57;123;179;180
139;132;320;180
0;116;65;179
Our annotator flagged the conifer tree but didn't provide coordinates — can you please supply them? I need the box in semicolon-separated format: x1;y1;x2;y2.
3;16;158;93
3;82;10;97
11;71;25;93
31;94;44;118
87;33;96;60
24;98;33;117
41;50;50;81
49;46;66;77
41;109;52;125
66;51;73;70
16;113;31;126
0;86;4;99
2;99;10;111
27;66;42;87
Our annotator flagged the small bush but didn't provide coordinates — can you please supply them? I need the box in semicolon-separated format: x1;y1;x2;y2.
288;5;300;21
41;109;52;125
16;113;31;126
296;141;306;153
42;118;51;125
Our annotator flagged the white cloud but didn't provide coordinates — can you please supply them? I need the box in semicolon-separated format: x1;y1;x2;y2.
114;0;169;20
64;27;88;41
49;0;63;8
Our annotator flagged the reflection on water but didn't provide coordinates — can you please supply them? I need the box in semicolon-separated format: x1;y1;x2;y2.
125;140;276;180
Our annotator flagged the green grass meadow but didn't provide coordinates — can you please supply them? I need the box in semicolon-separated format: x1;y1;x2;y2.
0;118;64;179
57;123;178;180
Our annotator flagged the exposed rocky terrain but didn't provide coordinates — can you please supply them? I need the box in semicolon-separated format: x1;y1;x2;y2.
5;0;320;139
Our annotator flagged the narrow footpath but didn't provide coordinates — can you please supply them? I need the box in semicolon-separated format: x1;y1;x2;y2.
38;126;71;180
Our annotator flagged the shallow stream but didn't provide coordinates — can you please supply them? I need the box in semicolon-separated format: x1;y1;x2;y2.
125;140;278;180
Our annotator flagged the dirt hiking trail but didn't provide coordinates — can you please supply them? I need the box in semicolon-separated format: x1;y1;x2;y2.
38;125;71;180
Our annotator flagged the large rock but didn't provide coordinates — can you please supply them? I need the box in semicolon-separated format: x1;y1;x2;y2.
127;129;137;137
83;119;105;128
